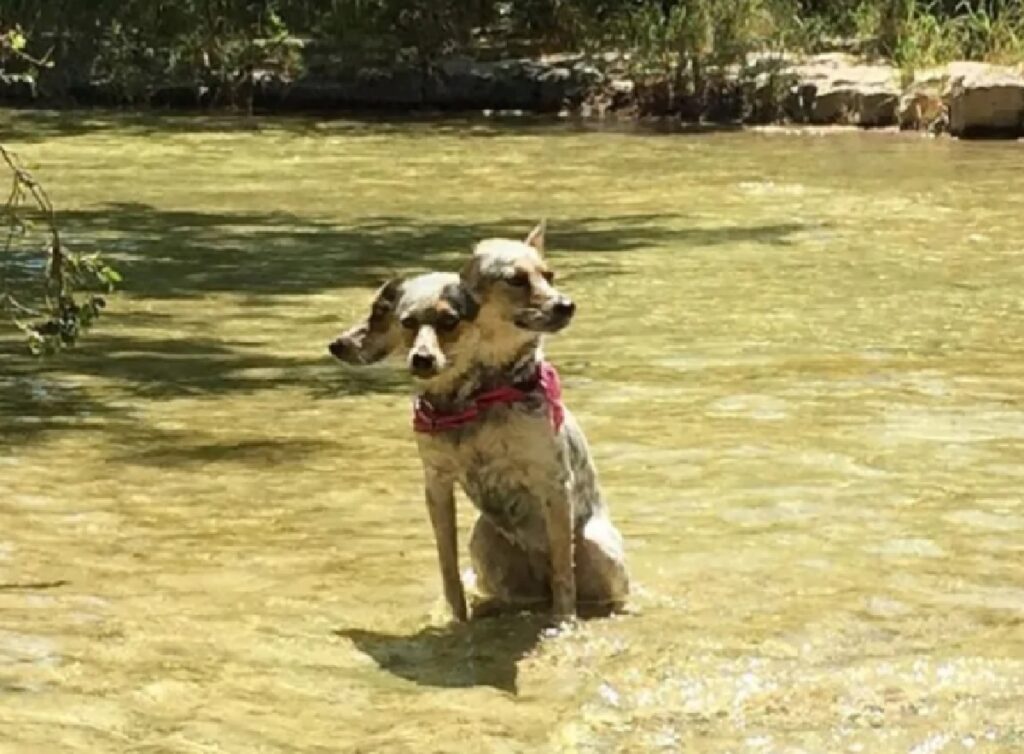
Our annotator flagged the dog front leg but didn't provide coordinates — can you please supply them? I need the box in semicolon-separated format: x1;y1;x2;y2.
544;482;576;619
424;474;468;622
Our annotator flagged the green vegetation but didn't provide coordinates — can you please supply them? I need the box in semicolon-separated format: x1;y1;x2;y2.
0;2;1020;351
0;139;120;355
1;1;1021;104
2;30;120;354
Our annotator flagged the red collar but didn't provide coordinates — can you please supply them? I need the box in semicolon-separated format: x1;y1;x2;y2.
413;361;565;434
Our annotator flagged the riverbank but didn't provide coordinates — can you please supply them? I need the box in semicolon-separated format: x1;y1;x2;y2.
3;51;1022;139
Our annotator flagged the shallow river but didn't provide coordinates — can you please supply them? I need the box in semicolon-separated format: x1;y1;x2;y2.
1;112;1023;753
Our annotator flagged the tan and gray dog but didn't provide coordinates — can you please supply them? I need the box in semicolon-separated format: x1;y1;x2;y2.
328;223;628;621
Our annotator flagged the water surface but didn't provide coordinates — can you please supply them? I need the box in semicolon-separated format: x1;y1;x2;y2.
1;112;1023;752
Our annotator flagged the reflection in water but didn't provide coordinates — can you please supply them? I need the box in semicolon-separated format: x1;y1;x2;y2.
1;112;1023;751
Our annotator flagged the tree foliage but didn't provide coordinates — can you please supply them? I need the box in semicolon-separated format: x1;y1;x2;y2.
3;1;1022;100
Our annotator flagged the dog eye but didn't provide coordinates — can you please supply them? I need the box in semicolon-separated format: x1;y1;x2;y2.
400;316;418;331
506;272;529;288
436;314;459;332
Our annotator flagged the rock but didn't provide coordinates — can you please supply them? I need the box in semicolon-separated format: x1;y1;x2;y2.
426;57;599;112
948;64;1024;138
425;57;496;110
484;59;548;110
899;68;948;132
856;89;900;127
0;72;37;104
270;66;426;110
899;89;947;131
900;62;1024;137
788;54;900;126
537;66;572;109
609;78;635;97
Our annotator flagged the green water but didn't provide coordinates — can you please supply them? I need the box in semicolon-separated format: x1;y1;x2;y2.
1;112;1023;753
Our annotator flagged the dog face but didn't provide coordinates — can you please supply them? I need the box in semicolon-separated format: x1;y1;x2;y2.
461;221;575;335
328;278;405;365
328;272;480;382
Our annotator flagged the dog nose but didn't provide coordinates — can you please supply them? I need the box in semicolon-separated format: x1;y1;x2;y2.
328;339;348;359
552;298;576;319
410;352;436;372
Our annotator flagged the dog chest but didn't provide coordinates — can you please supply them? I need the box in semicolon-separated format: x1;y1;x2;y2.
459;417;567;547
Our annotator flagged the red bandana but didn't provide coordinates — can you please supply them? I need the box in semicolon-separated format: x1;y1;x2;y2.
412;361;565;434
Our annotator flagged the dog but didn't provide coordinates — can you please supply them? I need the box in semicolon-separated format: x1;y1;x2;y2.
328;223;628;621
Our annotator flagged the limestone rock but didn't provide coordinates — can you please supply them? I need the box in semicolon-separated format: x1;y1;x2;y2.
947;64;1024;138
788;54;900;127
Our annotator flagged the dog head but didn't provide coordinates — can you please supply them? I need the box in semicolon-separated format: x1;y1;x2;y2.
328;272;480;383
461;221;575;336
328;278;405;366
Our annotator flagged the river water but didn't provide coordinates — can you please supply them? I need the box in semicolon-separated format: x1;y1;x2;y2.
1;112;1022;752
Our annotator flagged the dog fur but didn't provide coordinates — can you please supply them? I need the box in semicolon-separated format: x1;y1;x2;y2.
329;224;628;621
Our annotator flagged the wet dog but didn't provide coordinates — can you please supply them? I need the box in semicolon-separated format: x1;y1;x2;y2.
328;224;628;621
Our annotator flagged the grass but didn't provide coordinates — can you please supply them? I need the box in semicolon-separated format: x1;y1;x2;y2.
887;1;1024;69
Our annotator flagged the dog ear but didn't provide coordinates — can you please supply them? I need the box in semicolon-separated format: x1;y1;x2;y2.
375;277;404;305
370;277;404;320
524;220;546;256
332;278;405;366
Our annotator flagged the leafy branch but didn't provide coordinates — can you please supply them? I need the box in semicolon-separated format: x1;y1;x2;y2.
1;25;119;355
0;25;53;70
0;144;121;355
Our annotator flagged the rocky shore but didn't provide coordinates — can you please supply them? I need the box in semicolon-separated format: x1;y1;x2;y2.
2;50;1022;139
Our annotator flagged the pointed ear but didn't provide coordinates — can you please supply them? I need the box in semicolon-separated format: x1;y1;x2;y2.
332;278;404;366
524;220;546;256
375;277;404;306
370;277;404;318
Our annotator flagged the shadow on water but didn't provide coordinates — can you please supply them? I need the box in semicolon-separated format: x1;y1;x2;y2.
335;615;548;693
2;204;806;446
0;333;410;450
114;436;337;467
2;109;749;144
60;203;805;299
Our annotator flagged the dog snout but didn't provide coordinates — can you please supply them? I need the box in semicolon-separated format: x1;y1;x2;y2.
551;297;576;320
329;337;354;361
410;351;438;376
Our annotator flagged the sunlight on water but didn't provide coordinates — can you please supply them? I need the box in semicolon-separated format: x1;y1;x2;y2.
1;112;1022;752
